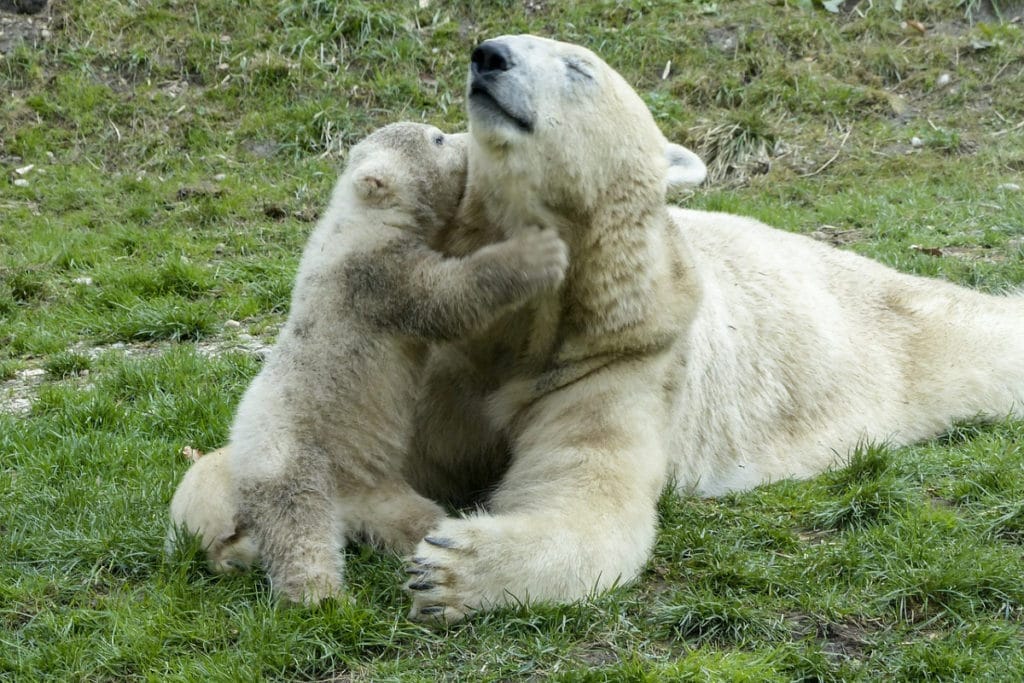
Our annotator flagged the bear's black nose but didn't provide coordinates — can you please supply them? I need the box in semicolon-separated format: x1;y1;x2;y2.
471;41;512;75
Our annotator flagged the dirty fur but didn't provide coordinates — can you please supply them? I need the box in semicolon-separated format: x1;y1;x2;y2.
173;122;569;604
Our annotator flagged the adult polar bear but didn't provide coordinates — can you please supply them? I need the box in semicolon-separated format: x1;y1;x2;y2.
401;35;1024;623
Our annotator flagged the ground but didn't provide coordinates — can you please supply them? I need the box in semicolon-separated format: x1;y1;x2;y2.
1;0;1023;680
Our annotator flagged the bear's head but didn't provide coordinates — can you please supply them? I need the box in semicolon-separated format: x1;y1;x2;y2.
346;122;469;236
166;447;259;574
463;35;702;228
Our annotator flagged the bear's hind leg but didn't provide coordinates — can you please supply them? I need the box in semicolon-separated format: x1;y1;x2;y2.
342;482;447;554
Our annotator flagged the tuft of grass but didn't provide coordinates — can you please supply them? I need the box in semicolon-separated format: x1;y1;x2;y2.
0;359;19;380
691;112;777;184
42;351;92;379
810;478;917;531
103;299;219;343
3;269;48;303
653;592;790;647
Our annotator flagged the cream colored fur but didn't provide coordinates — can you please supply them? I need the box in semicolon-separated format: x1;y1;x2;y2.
402;35;1024;623
166;447;259;573
220;122;569;604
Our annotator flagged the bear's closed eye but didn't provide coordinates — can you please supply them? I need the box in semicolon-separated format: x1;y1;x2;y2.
564;57;594;81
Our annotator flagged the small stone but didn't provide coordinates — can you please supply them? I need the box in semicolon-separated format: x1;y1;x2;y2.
910;136;923;148
224;319;241;329
936;73;951;87
996;183;1021;192
181;445;204;462
213;173;226;182
72;277;94;286
14;164;34;175
12;178;28;187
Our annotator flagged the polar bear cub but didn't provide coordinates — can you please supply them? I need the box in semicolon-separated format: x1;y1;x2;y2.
223;122;568;604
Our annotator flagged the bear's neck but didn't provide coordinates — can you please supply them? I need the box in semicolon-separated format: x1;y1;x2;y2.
556;199;681;361
447;172;693;371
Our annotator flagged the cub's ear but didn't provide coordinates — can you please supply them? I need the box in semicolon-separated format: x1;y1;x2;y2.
664;142;707;189
354;167;397;205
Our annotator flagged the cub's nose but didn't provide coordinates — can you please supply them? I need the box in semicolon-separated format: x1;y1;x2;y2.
471;41;513;75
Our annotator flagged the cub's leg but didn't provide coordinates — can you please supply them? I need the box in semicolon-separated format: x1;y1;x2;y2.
237;462;347;605
404;370;669;623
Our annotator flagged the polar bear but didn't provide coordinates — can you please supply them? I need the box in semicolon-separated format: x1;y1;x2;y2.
401;35;1024;623
223;122;569;604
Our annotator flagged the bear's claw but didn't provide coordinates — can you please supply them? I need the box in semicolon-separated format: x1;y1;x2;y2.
417;606;444;615
409;556;441;568
406;580;435;591
424;535;459;549
403;540;475;625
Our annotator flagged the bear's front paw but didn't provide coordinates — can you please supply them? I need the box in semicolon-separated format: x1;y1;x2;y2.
404;527;487;625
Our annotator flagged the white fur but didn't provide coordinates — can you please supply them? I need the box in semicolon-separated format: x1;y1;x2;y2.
664;143;707;188
218;124;465;603
668;209;1024;494
402;35;1024;623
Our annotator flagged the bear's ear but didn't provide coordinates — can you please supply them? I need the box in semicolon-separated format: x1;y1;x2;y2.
353;164;398;206
664;143;707;189
214;527;241;545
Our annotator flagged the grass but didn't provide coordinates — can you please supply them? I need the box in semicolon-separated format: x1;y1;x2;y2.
2;0;1023;679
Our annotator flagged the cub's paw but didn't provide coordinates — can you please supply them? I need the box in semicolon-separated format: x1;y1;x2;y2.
507;227;569;291
275;571;348;607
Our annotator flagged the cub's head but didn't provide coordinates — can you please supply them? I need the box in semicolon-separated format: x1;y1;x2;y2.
166;447;259;575
346;122;469;236
465;34;704;223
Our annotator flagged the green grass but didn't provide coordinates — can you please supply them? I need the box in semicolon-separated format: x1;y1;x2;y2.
2;0;1023;679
